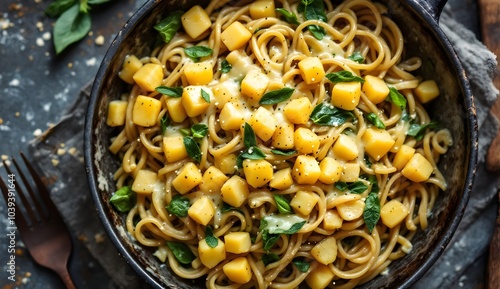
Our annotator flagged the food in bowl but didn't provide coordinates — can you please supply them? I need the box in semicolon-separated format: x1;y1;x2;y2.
104;0;454;288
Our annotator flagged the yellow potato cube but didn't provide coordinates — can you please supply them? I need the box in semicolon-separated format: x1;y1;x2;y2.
339;162;360;182
323;209;343;230
219;102;247;131
215;153;238;175
331;82;361;110
362;75;389;104
131;170;158;194
107;100;128;127
393;145;416;170
199;166;229;194
172;162;203;194
119;54;143;84
294;127;320;155
292;155;321;185
290;191;319;216
333;134;358;161
414;80;440;104
182;85;212;117
249;0;276;19
132;95;162;127
269;167;293;190
298;57;325;85
272;121;295;149
221;175;250;207
241;70;269;102
166;97;188;123
163;136;188;163
318;157;343;184
212;81;240;109
221;21;252;51
249;107;277;141
198;238;226;269
305;264;335;289
380;199;409;228
284;97;313;124
401;153;434;182
188;196;215;225
133;63;164;92
311;236;337;265
224;232;251;254
362;128;395;161
181;5;212;39
184;62;213;85
222;257;252;284
336;199;365;221
243;159;273;188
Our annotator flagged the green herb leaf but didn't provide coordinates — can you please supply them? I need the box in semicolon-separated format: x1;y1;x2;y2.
221;202;244;214
293;258;310;272
184;46;213;62
348;181;369;194
201;89;211;103
262;231;281;251
348;51;365;63
273;194;292;214
160;114;169;135
45;0;76;17
166;194;190;217
363;192;380;233
387;87;407;110
166;242;195;264
262;253;280;266
53;4;91;54
205;226;218;248
154;10;183;44
326;71;365;84
236;147;266;168
271;149;297;156
407;121;440;141
109;186;136;213
183;136;202;163
180;128;191;136
364;154;372;168
275;8;300;25
299;0;327;40
259;87;294;105
191;123;209;138
244;123;257;148
366;112;385;129
310;103;354;125
87;0;112;4
156;86;183;97
260;215;306;250
335;182;348;191
221;59;232;73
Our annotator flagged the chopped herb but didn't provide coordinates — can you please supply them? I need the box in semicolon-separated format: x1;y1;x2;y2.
363;192;380;233
364;154;372;168
334;181;368;194
156;86;183;97
366;112;386;129
166;242;195;265
154;10;183;44
292;258;310;272
273;194;292;214
191;123;209;138
184;46;213;62
183;136;202;163
205;226;218;248
109;186;136;213
348;51;365;63
221;202;244;214
298;0;327;40
310;103;354;125
244;123;258;148
326;71;365;84
237;123;266;168
387;87;407;110
259;87;295;105
334;182;348;191
275;8;300;25
180;128;191;136
201;89;211;103
221;59;232;73
166;194;190;217
271;149;297;156
260;215;306;250
262;253;280;266
160;114;169;135
407;121;440;141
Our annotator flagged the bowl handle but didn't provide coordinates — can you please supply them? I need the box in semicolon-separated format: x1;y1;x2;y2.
413;0;448;22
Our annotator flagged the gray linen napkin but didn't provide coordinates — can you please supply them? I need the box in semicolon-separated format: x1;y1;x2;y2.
28;8;499;289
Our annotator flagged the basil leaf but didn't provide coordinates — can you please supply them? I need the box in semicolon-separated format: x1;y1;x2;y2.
183;136;202;163
166;242;195;265
244;123;257;148
109;186;136;213
53;4;91;54
154;10;183;44
326;71;365;84
156;86;183;97
348;181;368;194
335;182;348;191
407;121;440;141
160;114;169;135
348;51;365;63
221;59;232;73
387;87;407;110
201;89;211;103
293;258;310;273
299;0;327;40
166;194;190;217
366;112;386;129
275;8;300;25
259;88;294;105
262;231;280;251
262;253;280;266
87;0;112;4
364;154;372;168
271;149;297;156
363;192;380;233
361;175;379;193
310;103;354;125
191;123;208;138
273;194;292;214
184;46;213;62
45;0;76;17
180;128;191;136
205;226;218;248
237;146;266;168
308;25;326;40
221;202;244;214
259;215;306;250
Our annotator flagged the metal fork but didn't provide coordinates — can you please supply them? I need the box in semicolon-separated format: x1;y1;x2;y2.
0;153;76;289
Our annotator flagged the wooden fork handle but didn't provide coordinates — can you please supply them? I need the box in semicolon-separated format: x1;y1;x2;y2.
55;267;76;289
490;199;500;289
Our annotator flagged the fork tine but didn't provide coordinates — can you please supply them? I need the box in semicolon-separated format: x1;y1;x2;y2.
0;174;30;233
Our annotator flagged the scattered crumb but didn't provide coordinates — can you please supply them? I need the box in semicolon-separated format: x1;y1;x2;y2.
15;248;23;256
1;155;8;161
47;122;55;128
95;35;105;46
9;78;20;86
0;118;3;124
57;148;66;156
25;272;31;278
78;234;89;242
67;62;73;68
60;143;66;148
36;21;43;32
86;57;97;66
15;112;20;117
28;55;33;61
36;37;44;46
51;158;59;166
68;147;77;156
42;32;51;40
88;31;94;36
33;128;42;137
0;18;10;30
94;233;105;243
44;51;50;56
3;160;11;166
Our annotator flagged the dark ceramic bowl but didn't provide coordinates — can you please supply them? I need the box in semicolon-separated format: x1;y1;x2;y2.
84;0;478;288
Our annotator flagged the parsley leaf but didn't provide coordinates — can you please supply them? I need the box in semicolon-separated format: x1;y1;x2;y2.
109;186;136;213
201;89;211;103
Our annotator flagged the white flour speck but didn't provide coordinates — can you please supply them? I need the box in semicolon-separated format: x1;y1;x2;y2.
36;38;44;46
43;103;51;112
33;128;42;137
25;111;34;121
9;79;19;86
42;32;51;40
86;57;97;66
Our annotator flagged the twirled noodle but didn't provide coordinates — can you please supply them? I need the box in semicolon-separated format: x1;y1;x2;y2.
106;0;454;288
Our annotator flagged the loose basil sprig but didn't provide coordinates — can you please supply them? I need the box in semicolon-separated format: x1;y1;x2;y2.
262;253;280;266
407;121;440;141
45;0;112;54
191;123;209;138
260;215;306;250
259;88;294;105
387;87;407;110
156;86;183;97
201;89;211;103
109;185;136;213
310;103;354;126
298;0;327;40
154;10;183;44
166;194;190;217
166;242;195;265
236;123;266;168
273;194;292;214
271;149;297;156
326;71;365;84
366;112;386;129
184;46;213;62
